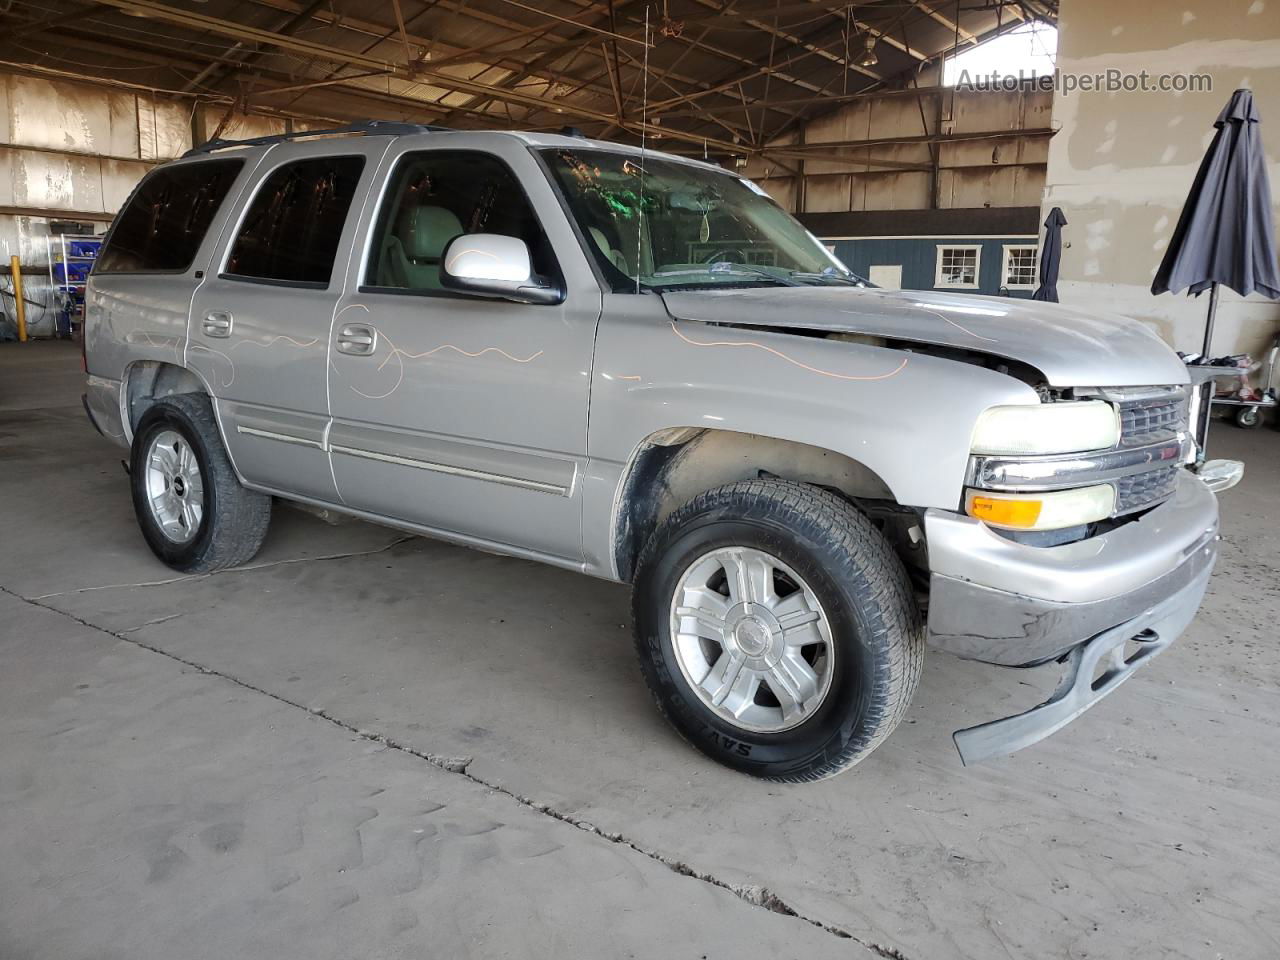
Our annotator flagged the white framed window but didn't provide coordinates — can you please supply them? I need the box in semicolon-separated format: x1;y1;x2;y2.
1002;244;1039;290
935;245;981;289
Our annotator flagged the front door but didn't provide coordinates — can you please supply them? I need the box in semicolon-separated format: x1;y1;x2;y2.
188;139;389;502
327;138;601;563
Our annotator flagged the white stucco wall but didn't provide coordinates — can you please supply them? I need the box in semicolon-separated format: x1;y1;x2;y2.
1043;0;1280;360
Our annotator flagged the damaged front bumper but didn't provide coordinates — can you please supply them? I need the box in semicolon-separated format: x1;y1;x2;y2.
924;469;1222;764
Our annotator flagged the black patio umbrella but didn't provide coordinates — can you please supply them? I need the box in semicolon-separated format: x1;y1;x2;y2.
1151;88;1280;356
1032;206;1068;302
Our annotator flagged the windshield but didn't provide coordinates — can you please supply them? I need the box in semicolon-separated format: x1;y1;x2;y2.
540;147;868;292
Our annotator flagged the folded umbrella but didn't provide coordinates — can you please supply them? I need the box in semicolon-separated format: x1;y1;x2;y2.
1032;207;1068;302
1152;88;1280;355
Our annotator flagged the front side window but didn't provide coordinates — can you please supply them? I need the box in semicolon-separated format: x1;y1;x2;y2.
540;148;862;292
935;245;981;289
365;150;558;293
225;155;365;285
97;159;243;274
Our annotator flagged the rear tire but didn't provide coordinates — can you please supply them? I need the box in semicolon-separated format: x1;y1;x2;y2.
130;393;271;573
632;479;923;782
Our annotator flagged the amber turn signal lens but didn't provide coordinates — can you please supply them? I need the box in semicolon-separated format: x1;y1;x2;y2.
966;494;1043;528
965;484;1116;531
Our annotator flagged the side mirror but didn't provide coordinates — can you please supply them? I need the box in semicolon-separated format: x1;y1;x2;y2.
440;234;563;305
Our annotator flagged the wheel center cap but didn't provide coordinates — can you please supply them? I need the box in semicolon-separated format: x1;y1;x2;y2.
734;617;771;657
173;476;186;497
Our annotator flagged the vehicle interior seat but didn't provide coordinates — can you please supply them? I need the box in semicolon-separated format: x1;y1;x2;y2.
589;226;630;275
379;205;464;289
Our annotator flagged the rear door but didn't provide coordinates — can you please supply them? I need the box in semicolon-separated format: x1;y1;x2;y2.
87;156;254;425
188;139;390;502
326;136;602;563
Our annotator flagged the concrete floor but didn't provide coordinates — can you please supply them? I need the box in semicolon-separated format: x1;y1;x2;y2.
2;340;1278;960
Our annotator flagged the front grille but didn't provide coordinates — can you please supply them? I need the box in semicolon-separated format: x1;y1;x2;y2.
1113;387;1188;448
1114;464;1180;515
1086;386;1188;515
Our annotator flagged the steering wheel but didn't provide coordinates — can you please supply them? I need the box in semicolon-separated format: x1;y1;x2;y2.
702;247;748;265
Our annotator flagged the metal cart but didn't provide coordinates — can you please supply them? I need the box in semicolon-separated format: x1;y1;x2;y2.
1196;334;1279;429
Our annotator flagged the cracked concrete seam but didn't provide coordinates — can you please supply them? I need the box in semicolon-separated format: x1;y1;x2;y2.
115;612;187;634
25;536;417;601
2;583;912;960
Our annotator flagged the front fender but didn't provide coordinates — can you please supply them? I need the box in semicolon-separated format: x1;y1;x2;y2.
579;295;1038;576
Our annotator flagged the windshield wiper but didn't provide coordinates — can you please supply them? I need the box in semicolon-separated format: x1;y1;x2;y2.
788;270;867;286
652;265;804;287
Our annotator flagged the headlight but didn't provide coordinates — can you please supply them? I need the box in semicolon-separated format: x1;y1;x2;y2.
966;484;1116;530
970;400;1120;456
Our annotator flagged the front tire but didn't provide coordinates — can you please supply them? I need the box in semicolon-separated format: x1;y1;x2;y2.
130;393;271;573
632;480;923;782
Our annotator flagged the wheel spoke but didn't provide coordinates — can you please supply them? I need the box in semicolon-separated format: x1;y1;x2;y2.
179;498;197;532
702;651;747;707
773;591;821;632
177;440;196;475
161;495;182;536
722;670;761;719
675;586;731;640
721;549;775;605
768;652;821;724
152;494;168;528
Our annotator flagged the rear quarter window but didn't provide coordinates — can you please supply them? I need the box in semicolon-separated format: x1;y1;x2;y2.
96;159;244;274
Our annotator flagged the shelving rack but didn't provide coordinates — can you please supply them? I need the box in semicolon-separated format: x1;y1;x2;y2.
45;233;102;338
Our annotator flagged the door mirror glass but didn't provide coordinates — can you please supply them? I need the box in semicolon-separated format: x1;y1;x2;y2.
440;234;563;305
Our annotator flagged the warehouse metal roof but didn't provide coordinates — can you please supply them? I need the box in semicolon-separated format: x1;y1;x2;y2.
0;0;1058;165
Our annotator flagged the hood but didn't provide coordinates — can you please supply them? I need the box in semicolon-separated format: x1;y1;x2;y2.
660;286;1189;388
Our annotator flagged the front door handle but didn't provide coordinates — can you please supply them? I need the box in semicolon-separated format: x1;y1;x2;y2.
202;311;233;338
337;323;377;356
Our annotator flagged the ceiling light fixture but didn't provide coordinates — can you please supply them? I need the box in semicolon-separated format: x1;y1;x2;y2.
858;34;878;68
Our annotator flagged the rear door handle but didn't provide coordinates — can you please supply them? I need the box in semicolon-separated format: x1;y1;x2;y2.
337;323;377;356
202;311;233;338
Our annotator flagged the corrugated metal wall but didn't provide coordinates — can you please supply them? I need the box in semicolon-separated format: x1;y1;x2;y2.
743;87;1052;216
0;71;192;268
0;70;196;335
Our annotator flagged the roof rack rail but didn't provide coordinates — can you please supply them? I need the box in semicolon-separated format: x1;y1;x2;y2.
182;120;448;158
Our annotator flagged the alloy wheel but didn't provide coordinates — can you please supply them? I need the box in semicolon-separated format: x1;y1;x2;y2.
669;546;835;733
143;428;205;544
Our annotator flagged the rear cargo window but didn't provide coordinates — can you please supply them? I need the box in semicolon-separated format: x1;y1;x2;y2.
224;155;365;286
96;159;244;274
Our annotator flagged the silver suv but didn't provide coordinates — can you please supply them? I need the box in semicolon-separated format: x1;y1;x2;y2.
83;122;1240;781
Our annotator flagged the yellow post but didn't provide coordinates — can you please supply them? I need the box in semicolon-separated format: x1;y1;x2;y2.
9;255;27;342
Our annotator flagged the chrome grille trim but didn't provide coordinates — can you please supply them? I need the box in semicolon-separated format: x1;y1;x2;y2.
968;439;1187;492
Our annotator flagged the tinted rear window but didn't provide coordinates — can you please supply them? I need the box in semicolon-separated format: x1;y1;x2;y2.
224;155;365;285
96;159;244;274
